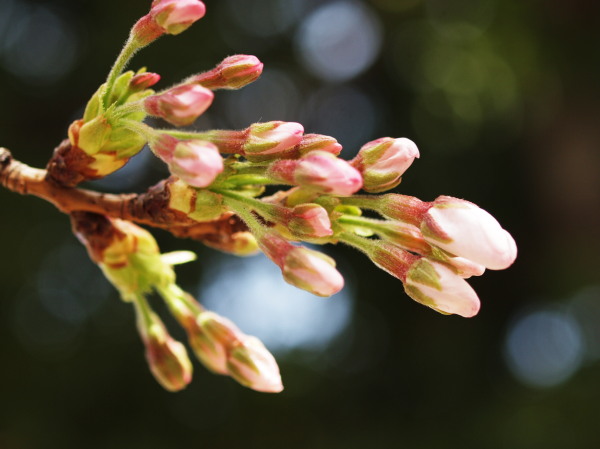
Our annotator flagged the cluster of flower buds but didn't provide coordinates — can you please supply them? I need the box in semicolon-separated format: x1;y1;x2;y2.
71;212;281;392
59;1;517;393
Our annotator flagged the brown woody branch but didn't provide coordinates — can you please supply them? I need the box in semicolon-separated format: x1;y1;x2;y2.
0;146;247;249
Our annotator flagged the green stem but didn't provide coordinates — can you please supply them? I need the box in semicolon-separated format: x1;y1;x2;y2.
112;100;145;119
338;214;386;232
340;195;381;211
216;190;266;237
102;36;143;107
133;294;155;331
120;119;156;141
336;231;374;257
165;129;246;154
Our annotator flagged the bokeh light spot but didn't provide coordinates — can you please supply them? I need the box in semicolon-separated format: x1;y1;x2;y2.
296;1;382;82
198;254;354;355
504;308;584;388
0;4;79;85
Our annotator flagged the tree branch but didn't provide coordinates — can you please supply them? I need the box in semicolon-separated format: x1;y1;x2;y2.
0;146;248;248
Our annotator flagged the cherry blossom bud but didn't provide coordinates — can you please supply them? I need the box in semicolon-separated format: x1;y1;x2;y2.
138;311;193;391
421;196;517;270
169;140;223;188
129;72;161;92
191;55;264;90
193;311;244;374
144;84;213;126
244;121;304;157
443;256;486;279
297;134;342;156
351;137;420;193
282;246;344;296
404;258;481;318
226;336;283;393
150;0;206;35
268;151;363;196
259;233;344;296
287;203;333;238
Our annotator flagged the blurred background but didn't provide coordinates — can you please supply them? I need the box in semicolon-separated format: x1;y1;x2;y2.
1;0;600;447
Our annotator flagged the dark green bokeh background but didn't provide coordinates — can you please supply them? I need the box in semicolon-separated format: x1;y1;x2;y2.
1;0;600;448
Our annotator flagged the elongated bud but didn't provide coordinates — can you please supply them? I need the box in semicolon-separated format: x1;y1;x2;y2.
195;311;244;374
287;203;333;238
169;140;223;187
190;55;264;90
375;194;429;225
150;0;206;35
404;258;480;318
144;84;213;126
375;221;432;255
244;121;304;158
442;256;486;279
268;151;363;196
129;72;161;92
136;307;193;391
421;196;517;270
351;137;419;193
226;336;283;393
259;233;344;296
297;134;342;156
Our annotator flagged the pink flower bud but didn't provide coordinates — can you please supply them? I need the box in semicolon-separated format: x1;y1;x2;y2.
442;256;486;279
169;140;224;188
268;151;363;196
421;196;517;270
404;258;481;318
244;121;304;156
297;134;343;156
193;311;244;374
351;137;420;193
129;72;161;92
226;336;283;393
139;317;193;391
191;55;264;90
288;204;333;238
282;246;344;297
150;0;206;35
259;233;344;296
144;84;214;127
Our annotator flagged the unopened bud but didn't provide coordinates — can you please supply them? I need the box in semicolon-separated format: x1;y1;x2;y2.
144;84;213;127
169;140;223;188
137;309;193;391
244;121;304;158
297;134;343;156
150;0;206;35
351;137;419;193
258;233;343;296
191;55;264;90
421;196;517;270
268;151;363;196
195;311;243;374
287;203;333;239
404;258;481;318
226;336;283;393
130;72;161;92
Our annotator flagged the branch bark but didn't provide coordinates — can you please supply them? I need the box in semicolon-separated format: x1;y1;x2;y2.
0;146;247;248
